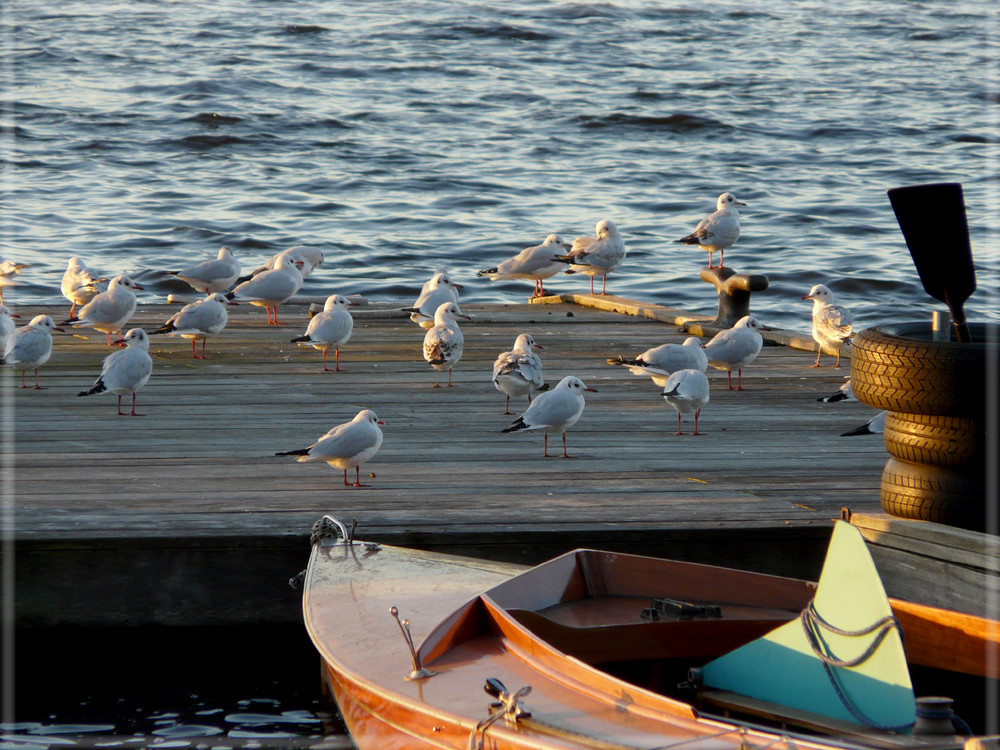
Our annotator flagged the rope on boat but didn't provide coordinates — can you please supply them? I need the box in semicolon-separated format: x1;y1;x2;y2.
799;601;914;731
466;683;532;750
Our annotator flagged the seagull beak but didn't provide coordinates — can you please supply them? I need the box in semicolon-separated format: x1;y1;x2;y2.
534;343;544;350
377;420;386;426
227;299;239;306
801;294;813;301
453;282;464;289
133;284;144;290
736;201;748;207
585;386;598;392
10;313;19;319
52;325;65;332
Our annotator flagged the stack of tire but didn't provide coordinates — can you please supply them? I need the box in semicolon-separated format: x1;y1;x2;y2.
850;322;995;531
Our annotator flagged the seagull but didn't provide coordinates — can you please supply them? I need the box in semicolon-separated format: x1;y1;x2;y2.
407;271;462;328
676;192;746;268
275;409;385;487
803;284;854;367
226;253;303;324
149;292;232;359
492;333;545;414
703;315;764;390
607;337;708;387
168;246;241;294
77;328;153;416
0;305;18;351
841;411;887;436
243;245;324;281
2;314;63;389
63;274;142;345
555;219;627;295
661;368;710;435
502;375;596;458
0;257;32;305
422;301;470;387
818;377;856;403
290;293;355;371
61;257;105;317
477;234;571;297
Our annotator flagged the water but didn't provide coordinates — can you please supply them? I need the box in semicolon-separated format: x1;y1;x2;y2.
7;625;353;748
2;1;998;332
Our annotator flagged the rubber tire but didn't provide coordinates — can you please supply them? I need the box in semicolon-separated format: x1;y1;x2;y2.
850;323;992;417
880;457;987;531
883;413;985;468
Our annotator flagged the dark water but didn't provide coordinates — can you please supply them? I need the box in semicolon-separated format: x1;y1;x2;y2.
3;1;998;331
6;625;354;748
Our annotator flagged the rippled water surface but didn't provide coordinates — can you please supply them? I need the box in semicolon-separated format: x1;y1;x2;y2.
3;1;998;330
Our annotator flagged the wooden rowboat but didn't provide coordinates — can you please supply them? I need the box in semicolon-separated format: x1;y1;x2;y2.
302;518;998;750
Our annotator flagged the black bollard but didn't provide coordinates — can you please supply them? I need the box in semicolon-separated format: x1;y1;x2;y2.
695;266;769;330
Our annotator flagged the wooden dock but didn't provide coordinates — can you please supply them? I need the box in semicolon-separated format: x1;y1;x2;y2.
7;295;892;627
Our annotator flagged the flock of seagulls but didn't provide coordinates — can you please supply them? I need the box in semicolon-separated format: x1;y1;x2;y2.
1;192;879;486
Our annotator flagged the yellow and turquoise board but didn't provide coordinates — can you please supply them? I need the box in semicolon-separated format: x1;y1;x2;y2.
700;521;915;730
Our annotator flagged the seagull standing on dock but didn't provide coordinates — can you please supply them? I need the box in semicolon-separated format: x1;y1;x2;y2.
61;257;105;317
2;315;63;389
502;375;596;458
607;337;707;388
64;274;142;345
78;328;153;416
703;315;764;390
841;411;886;436
661;368;710;435
149;292;232;359
818;377;856;403
492;333;546;414
477;234;571;298
168;246;241;294
422;301;470;387
226;254;303;325
407;271;462;328
275;409;385;488
0;305;17;352
803;284;854;367
290;294;355;371
676;192;746;269
555;219;627;296
0;256;32;305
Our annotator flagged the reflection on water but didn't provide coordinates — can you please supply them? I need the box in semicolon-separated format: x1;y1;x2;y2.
10;625;355;749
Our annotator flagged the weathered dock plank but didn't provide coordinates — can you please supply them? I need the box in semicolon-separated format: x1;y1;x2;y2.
6;299;891;625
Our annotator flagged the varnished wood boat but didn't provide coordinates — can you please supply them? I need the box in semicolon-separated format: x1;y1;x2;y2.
302;518;998;750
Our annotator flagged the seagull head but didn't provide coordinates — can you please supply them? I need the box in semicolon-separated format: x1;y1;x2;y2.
802;284;833;302
718;192;747;211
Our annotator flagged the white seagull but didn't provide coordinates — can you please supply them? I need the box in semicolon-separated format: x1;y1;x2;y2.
0;256;32;305
0;305;18;352
290;293;355;371
703;315;764;391
492;333;545;414
661;368;710;435
841;411;887;436
275;409;385;488
227;253;303;325
502;375;597;458
818;377;856;403
61;257;105;317
149;292;232;359
477;234;571;298
422;301;470;387
556;219;627;296
676;192;747;269
78;328;153;416
407;271;462;328
2;314;63;389
64;274;142;345
244;245;324;281
168;246;241;294
607;337;708;387
803;284;854;367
